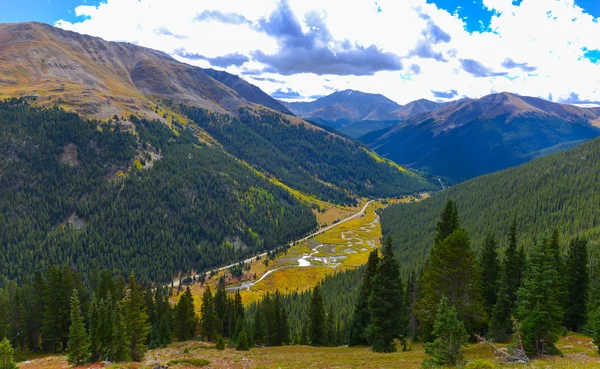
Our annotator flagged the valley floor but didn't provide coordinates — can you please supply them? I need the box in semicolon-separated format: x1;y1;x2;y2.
19;334;600;369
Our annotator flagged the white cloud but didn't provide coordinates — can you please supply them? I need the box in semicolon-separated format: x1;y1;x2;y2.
55;0;600;105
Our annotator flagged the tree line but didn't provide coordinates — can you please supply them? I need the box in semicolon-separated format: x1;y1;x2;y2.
0;267;198;366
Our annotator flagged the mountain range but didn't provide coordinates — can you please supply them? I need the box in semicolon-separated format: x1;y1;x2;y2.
0;22;433;283
361;92;600;181
0;22;290;119
280;90;463;137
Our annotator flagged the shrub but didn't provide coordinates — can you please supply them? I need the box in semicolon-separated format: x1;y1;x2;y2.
215;335;225;350
183;347;190;354
167;358;210;367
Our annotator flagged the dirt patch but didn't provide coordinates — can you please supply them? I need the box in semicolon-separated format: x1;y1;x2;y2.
58;143;80;167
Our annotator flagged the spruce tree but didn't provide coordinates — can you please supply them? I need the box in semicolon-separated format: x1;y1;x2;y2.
434;199;460;245
417;228;485;338
0;337;17;369
564;237;589;332
326;305;336;346
347;250;379;346
67;289;90;366
88;293;99;361
174;287;197;341
367;237;405;353
111;302;131;362
424;296;469;367
488;219;526;341
589;306;600;355
478;233;500;315
200;286;215;342
516;239;564;356
308;285;325;346
122;274;150;362
236;327;250;351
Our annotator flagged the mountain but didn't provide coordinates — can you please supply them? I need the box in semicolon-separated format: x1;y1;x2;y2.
381;134;600;275
0;24;435;283
361;92;600;181
201;68;292;114
387;98;460;120
281;90;401;128
0;22;287;119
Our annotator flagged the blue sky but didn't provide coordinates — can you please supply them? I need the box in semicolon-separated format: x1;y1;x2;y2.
0;0;103;24
5;0;600;105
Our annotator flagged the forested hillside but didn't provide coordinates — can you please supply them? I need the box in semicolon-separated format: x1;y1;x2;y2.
0;100;316;283
381;135;600;275
181;105;434;204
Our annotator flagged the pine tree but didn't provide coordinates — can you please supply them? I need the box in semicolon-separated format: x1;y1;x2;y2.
548;230;568;315
435;200;460;245
488;219;526;341
122;274;150;362
308;285;325;346
405;271;419;341
174;287;197;341
348;250;379;346
0;337;17;369
67;289;90;366
367;237;405;353
326;305;336;346
235;327;250;351
111;303;131;362
252;305;266;346
200;286;215;342
88;293;99;361
424;296;469;367
516;239;564;356
564;237;589;332
478;233;500;315
417;228;485;338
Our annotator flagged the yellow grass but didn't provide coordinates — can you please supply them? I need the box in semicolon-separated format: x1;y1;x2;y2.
20;334;600;369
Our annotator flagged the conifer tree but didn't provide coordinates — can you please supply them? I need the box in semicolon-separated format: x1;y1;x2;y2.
67;289;90;366
111;302;131;362
367;237;405;353
308;285;325;346
405;271;419;341
564;237;589;332
516;239;564;356
174;287;197;341
488;219;526;341
326;305;336;346
0;337;17;369
348;250;379;346
417;228;485;338
252;304;266;346
434;199;460;245
200;286;215;342
424;296;469;367
122;274;150;362
589;306;600;355
236;327;250;351
88;294;99;361
548;231;568;313
478;233;500;315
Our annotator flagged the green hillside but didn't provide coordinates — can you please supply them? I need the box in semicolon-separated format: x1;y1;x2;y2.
181;105;434;204
382;136;600;275
0;99;316;284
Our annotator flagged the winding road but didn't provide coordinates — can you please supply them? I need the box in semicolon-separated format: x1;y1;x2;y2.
173;200;374;288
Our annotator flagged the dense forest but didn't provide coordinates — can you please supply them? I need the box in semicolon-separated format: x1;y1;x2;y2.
0;100;316;284
2;201;600;367
381;136;600;276
180;105;435;205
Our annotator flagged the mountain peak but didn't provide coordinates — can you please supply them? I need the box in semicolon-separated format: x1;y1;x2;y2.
0;22;289;119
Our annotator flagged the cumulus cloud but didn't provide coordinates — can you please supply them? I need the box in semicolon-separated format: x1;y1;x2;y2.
431;89;458;99
460;59;507;78
270;88;304;99
250;0;402;75
174;49;249;67
501;58;537;72
53;0;600;104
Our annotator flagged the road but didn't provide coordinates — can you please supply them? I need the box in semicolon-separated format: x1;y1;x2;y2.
172;200;374;287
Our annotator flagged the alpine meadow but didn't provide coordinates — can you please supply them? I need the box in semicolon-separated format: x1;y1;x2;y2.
2;1;600;369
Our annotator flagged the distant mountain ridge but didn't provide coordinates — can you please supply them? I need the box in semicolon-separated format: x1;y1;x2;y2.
361;92;600;181
0;22;290;119
281;90;401;128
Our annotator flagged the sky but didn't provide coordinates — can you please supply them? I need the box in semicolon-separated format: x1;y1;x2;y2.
3;0;600;105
